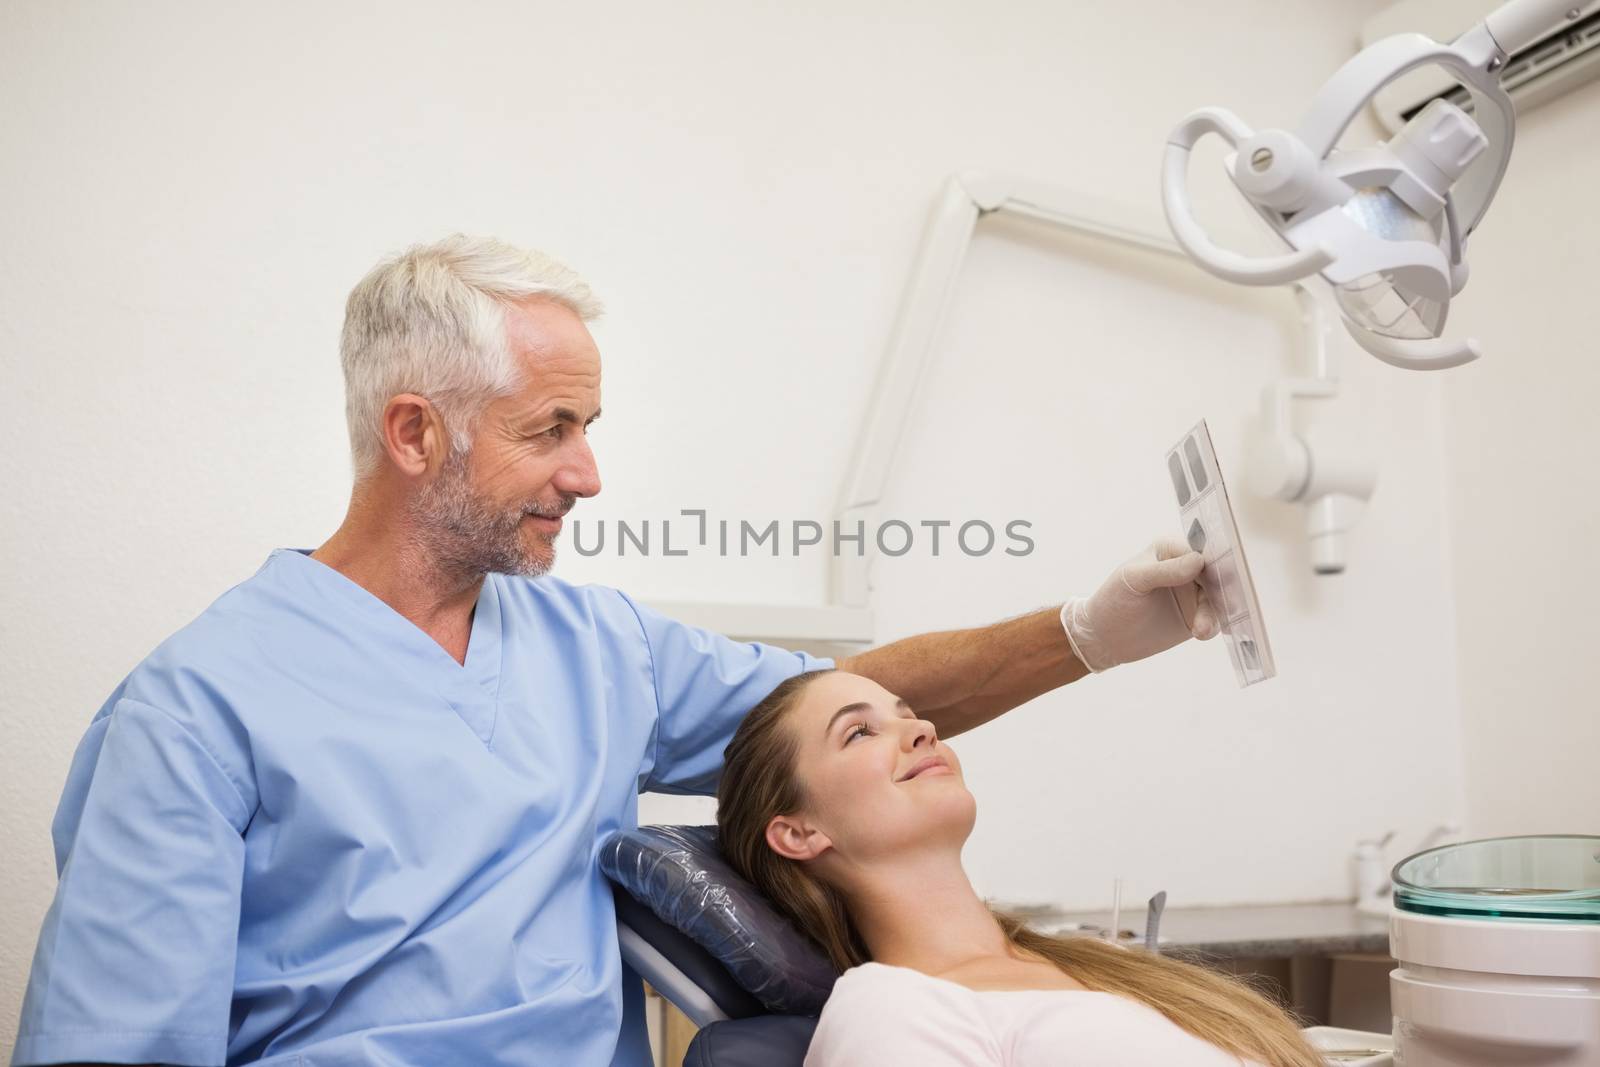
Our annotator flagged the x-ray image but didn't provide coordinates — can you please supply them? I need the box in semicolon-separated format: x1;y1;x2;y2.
1164;420;1276;687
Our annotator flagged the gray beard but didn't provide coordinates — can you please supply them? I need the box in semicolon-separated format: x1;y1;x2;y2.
408;446;568;579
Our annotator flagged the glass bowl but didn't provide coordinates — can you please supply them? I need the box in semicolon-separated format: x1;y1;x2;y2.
1394;835;1600;922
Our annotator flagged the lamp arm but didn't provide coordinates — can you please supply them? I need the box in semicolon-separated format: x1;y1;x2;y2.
1484;0;1600;54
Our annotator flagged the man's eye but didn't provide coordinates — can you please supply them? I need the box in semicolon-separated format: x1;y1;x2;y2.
845;724;871;744
541;425;563;439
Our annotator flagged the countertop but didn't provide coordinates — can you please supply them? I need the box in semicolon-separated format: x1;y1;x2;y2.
1015;900;1392;959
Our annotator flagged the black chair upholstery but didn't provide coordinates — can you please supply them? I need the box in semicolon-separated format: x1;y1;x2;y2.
683;1014;819;1067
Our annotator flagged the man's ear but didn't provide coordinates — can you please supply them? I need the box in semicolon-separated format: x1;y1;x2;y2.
765;813;832;863
380;394;448;477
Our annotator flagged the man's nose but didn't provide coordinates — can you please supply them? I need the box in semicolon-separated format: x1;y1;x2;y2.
554;437;601;498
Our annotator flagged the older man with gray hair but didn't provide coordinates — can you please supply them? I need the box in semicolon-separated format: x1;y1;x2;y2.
11;235;1216;1067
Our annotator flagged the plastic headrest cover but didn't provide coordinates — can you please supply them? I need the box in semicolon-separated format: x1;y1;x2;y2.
600;825;838;1015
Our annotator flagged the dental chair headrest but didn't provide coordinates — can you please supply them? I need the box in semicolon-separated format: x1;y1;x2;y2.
600;824;839;1015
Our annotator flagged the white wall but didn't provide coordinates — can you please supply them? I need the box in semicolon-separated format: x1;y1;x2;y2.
1436;83;1600;837
867;210;1469;907
8;0;1586;1057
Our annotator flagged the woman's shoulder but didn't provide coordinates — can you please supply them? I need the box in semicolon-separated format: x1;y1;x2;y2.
815;962;1078;1036
806;964;1002;1066
817;962;992;1028
836;958;1091;996
934;953;1090;993
829;961;976;999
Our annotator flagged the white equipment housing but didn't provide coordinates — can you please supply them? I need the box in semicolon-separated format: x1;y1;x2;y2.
1390;910;1600;1064
1387;835;1600;1066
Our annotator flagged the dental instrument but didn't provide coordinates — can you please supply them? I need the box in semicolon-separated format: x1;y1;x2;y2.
1162;0;1600;369
1145;891;1168;952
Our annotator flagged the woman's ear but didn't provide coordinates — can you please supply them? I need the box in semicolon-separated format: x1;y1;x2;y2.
765;813;832;862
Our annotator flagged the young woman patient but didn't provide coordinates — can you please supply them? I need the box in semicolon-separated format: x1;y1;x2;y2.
716;668;1327;1067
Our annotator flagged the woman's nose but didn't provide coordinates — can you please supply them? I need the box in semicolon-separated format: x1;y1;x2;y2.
907;720;936;749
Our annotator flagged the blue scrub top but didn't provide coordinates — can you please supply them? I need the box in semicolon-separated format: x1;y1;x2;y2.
12;548;831;1067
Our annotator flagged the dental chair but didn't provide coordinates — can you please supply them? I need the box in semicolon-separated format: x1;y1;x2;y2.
600;825;839;1067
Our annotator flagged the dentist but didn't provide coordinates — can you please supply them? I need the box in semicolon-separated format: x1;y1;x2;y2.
12;235;1215;1067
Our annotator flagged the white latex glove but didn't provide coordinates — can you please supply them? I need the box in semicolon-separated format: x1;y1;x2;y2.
1060;536;1220;673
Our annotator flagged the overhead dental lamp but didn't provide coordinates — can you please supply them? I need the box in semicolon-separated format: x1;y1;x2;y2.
1162;0;1598;370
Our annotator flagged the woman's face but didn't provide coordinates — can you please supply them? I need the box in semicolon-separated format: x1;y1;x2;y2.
766;671;977;871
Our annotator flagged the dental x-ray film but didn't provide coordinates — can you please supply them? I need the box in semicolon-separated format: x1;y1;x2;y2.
1165;420;1275;687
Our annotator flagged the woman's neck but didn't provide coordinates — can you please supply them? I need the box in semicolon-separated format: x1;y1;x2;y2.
843;853;1015;976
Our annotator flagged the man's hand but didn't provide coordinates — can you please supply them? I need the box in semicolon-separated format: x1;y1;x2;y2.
1060;536;1219;673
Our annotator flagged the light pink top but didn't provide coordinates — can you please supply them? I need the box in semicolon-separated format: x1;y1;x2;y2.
803;962;1266;1066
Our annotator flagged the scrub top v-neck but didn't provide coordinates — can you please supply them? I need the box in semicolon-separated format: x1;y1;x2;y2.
300;548;507;745
12;548;831;1067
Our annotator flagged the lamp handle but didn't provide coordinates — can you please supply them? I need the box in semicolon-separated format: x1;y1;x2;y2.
1340;315;1482;370
1162;109;1334;286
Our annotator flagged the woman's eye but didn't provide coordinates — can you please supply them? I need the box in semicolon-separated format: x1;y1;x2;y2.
844;724;871;744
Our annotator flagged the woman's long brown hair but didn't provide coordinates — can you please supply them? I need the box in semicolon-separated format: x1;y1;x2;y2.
716;669;1327;1067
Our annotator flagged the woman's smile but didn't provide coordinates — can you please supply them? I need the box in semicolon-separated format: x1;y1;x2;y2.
897;755;952;782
